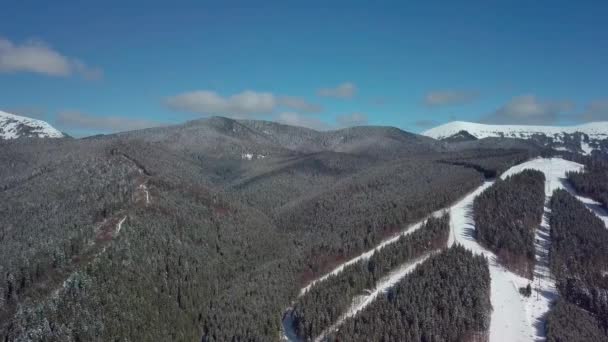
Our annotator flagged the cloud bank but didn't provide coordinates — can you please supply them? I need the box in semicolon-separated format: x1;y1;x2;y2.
276;112;329;130
424;90;478;106
317;82;357;99
579;99;608;122
165;90;321;117
56;111;163;133
336;112;368;127
483;95;573;125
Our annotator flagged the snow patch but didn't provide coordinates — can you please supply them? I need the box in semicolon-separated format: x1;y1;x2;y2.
241;153;267;160
581;141;594;155
115;216;127;235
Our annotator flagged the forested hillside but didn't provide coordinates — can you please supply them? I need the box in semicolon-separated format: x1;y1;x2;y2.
0;117;541;341
473;169;545;277
546;189;608;341
277;160;482;277
329;245;491;341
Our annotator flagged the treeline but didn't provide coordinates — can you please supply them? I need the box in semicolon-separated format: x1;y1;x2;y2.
473;169;545;277
439;148;533;178
546;189;608;340
291;214;450;340
329;245;491;342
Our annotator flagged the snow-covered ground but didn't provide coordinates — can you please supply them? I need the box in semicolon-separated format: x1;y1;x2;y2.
0;110;64;139
453;157;605;342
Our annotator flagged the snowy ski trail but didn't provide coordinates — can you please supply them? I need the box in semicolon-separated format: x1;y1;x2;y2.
448;179;533;342
299;208;446;297
281;157;608;342
314;255;431;341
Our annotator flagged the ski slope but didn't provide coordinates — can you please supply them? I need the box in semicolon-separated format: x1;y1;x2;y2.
448;179;533;342
282;157;607;342
450;157;603;341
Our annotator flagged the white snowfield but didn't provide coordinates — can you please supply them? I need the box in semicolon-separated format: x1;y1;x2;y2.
282;157;607;342
0;110;64;139
422;121;608;141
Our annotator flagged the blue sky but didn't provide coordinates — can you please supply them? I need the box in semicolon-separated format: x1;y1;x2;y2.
1;1;607;136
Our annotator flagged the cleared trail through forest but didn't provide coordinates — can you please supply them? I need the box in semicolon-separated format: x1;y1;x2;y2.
313;255;431;342
451;157;604;342
281;157;607;342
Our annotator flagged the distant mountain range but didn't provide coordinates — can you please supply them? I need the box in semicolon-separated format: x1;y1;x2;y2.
0;110;64;139
423;121;608;155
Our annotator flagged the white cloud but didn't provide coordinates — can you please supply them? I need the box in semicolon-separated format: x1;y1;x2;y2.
165;90;276;117
276;112;330;130
317;82;357;99
484;95;573;125
336;112;368;127
165;90;322;118
424;90;478;106
277;96;322;113
56;111;164;133
579;99;608;122
0;37;102;79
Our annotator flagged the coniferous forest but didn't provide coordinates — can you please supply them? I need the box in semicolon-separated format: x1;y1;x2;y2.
290;214;450;340
329;245;491;342
2;120;533;341
546;189;608;340
567;163;608;208
473;169;546;277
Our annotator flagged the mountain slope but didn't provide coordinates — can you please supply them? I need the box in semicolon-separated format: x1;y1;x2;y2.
0;117;541;341
0;110;64;139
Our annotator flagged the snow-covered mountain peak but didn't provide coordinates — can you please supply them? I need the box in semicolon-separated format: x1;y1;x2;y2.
422;121;608;155
0;110;64;139
422;121;608;140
